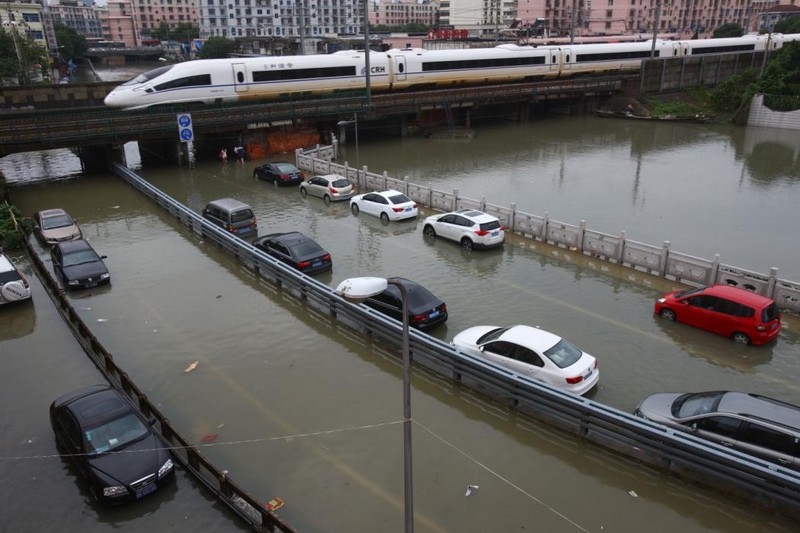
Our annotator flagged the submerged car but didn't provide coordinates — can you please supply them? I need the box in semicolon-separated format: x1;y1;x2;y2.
350;190;418;222
253;161;304;186
253;231;332;275
654;284;781;345
422;209;505;250
635;391;800;470
0;252;32;305
299;174;354;203
33;208;83;245
451;325;598;396
50;384;175;503
363;277;447;330
51;239;110;290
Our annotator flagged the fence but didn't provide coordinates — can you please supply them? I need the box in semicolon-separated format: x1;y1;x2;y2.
107;162;800;522
296;144;800;314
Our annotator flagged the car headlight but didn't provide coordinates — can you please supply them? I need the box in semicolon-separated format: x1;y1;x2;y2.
103;485;128;497
158;458;174;478
68;279;79;286
100;273;110;280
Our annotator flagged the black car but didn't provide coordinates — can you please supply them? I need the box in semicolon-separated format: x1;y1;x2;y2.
363;277;448;330
49;384;175;504
253;232;332;275
51;239;110;290
253;161;305;186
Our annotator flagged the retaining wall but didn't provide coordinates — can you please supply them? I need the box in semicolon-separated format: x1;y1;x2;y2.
748;94;800;130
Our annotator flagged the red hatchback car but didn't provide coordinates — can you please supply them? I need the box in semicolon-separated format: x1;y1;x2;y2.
654;284;781;345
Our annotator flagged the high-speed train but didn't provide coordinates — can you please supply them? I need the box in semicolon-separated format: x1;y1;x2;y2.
104;33;800;110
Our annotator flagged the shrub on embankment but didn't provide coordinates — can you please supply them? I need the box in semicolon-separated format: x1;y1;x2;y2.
0;172;30;250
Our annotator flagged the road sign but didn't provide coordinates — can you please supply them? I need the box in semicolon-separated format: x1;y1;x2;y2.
176;113;193;143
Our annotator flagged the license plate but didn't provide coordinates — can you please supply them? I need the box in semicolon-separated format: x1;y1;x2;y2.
312;261;322;267
584;369;593;380
491;231;499;237
770;322;779;330
85;282;98;288
429;310;440;319
135;483;157;499
404;207;412;212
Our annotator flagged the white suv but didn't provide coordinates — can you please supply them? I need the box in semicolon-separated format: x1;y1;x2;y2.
0;252;32;305
422;209;505;250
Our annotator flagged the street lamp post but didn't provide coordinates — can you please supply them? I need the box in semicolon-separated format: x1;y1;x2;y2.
335;276;414;533
363;0;371;109
336;115;360;172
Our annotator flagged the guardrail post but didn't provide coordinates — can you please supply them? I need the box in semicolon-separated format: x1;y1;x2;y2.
426;186;432;208
403;176;409;195
767;267;779;298
343;162;350;182
383;171;388;191
362;166;368;190
480;196;486;211
509;202;516;233
617;230;626;263
710;253;720;284
541;211;549;241
577;220;586;253
659;241;670;276
453;189;459;211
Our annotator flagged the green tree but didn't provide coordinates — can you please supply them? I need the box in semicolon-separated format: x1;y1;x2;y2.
148;22;199;42
773;16;800;35
198;36;234;59
54;23;87;59
0;27;48;85
713;23;744;38
758;41;800;96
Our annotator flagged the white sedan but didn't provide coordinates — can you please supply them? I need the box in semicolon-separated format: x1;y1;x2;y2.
350;190;418;222
450;325;599;396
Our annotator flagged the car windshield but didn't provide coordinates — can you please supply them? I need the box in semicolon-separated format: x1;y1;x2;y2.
388;194;411;204
674;287;705;298
42;214;74;230
62;250;100;267
763;303;780;322
543;338;583;368
0;270;21;283
476;327;509;344
275;163;297;172
331;179;350;188
673;391;724;418
84;412;149;454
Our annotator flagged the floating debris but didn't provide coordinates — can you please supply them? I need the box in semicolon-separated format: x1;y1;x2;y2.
184;361;199;373
96;318;108;322
629;490;638;498
465;484;479;497
264;497;285;511
200;434;219;443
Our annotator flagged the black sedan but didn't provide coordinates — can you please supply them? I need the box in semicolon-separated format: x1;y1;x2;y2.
50;239;110;289
49;384;175;504
254;232;332;275
363;277;448;330
253;161;305;186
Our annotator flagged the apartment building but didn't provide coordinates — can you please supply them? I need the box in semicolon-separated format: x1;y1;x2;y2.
369;0;439;27
48;0;104;39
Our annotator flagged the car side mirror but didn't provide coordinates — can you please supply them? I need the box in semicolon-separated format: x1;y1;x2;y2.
690;422;698;432
100;255;108;259
148;417;157;426
479;346;485;352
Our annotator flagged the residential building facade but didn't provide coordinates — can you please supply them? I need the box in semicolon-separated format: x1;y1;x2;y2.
369;0;439;27
49;0;104;39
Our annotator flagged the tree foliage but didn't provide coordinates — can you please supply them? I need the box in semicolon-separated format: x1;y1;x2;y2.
713;23;744;38
773;16;800;34
148;22;200;42
54;23;87;59
0;28;48;85
198;36;234;59
758;41;800;96
371;23;429;33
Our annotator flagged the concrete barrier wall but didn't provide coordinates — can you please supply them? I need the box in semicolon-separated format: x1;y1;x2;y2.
296;146;800;314
748;94;800;131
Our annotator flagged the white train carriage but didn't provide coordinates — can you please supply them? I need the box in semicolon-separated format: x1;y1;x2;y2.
559;40;674;75
386;45;558;90
104;51;392;109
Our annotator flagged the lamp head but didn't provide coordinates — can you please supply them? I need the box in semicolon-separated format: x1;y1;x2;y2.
335;277;388;302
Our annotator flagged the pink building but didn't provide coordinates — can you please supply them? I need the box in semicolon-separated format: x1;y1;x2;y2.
369;0;440;27
133;0;199;37
102;0;139;46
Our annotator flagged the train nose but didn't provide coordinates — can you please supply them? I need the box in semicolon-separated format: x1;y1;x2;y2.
103;91;122;107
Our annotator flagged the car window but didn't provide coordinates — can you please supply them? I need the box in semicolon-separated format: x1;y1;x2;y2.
271;243;290;256
738;422;796;455
230;210;254;223
687;295;719;310
484;341;515;358
510;345;544;367
63;250;100;267
371;291;399;308
763;303;780;322
275;163;296;172
292;241;323;256
331;179;350;188
480;220;501;231
388;194;411;205
0;269;22;283
312;177;323;185
440;214;456;224
543;338;583;368
673;391;724;417
456;216;472;227
694;416;742;438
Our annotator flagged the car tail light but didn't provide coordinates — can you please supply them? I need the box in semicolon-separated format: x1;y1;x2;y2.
411;314;428;324
297;261;311;269
328;186;338;193
566;375;585;384
17;270;29;288
392;207;405;213
594;360;598;369
500;226;506;231
474;229;489;236
322;254;331;261
280;174;290;180
440;303;447;313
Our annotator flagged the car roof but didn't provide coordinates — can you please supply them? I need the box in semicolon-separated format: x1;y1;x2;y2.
206;198;251;210
453;209;496;222
499;325;562;352
54;238;94;253
264;231;313;245
316;174;347;181
37;208;69;218
716;392;800;430
701;285;776;307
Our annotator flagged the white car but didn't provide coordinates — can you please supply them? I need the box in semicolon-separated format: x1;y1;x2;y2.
0;253;32;305
450;325;599;396
422;209;504;250
299;174;354;203
350;190;418;222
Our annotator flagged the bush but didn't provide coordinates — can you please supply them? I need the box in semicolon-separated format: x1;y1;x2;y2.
0;203;30;250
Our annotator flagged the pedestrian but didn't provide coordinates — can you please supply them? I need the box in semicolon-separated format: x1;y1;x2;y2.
234;146;245;163
219;148;227;162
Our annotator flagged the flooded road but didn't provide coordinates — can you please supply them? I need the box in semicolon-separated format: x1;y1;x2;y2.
2;113;800;532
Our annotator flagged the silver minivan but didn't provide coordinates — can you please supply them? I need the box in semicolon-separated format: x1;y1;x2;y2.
202;198;257;238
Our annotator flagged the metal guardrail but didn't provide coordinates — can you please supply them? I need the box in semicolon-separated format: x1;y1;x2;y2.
297;145;800;314
110;162;800;522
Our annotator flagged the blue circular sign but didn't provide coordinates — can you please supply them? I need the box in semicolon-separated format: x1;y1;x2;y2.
180;128;193;141
178;114;192;127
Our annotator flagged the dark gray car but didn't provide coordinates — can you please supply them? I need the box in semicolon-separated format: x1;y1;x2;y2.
51;239;110;290
635;391;800;470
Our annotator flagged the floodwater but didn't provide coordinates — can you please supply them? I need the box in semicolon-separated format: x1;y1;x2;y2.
2;113;800;532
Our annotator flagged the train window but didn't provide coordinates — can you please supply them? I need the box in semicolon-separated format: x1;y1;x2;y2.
576;50;656;62
398;63;404;73
688;44;754;55
122;65;174;86
237;72;245;83
154;74;212;92
253;65;356;82
552;55;556;63
421;55;545;72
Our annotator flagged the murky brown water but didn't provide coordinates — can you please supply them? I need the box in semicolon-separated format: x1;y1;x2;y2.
2;114;800;531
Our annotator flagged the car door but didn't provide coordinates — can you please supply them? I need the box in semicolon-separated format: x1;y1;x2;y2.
506;344;546;380
307;177;323;198
682;295;719;333
362;193;385;217
436;214;460;242
480;340;519;370
734;421;798;469
51;246;63;279
365;291;402;321
266;240;293;267
690;415;743;449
